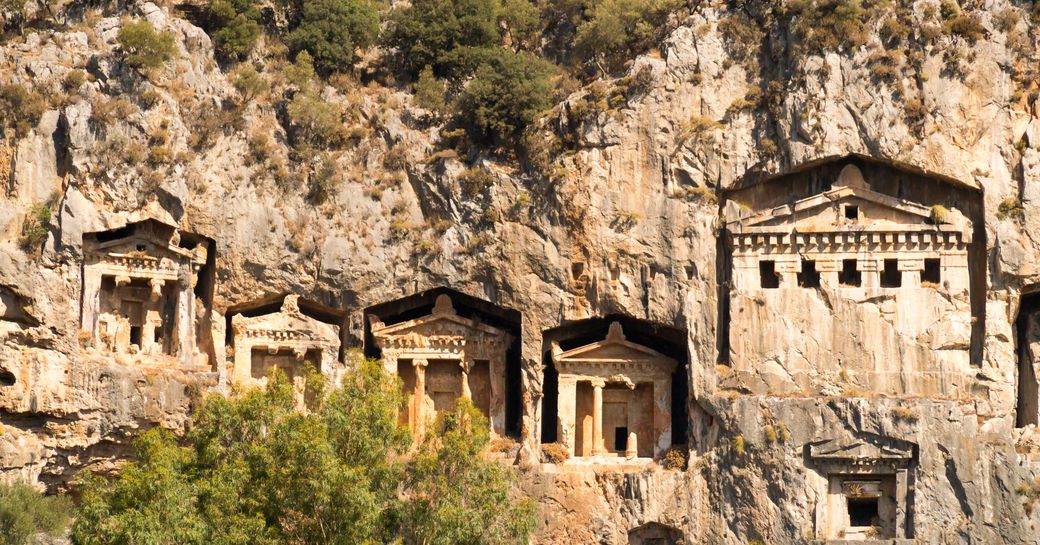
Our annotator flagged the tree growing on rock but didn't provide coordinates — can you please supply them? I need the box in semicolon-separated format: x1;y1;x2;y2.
71;358;538;545
117;20;178;70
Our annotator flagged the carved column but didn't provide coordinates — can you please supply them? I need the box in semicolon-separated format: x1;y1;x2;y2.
413;359;428;438
895;468;908;538
81;268;102;346
489;354;505;437
591;379;606;456
860;259;880;288
653;378;672;457
557;377;577;456
382;350;399;376
460;358;472;400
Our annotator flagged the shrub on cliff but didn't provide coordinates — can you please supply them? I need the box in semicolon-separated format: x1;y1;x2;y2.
456;48;555;143
117;20;177;70
382;0;501;78
205;0;262;60
72;359;537;545
0;481;72;545
285;0;379;74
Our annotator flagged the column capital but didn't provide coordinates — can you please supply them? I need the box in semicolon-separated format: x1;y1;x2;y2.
413;358;429;369
590;378;606;389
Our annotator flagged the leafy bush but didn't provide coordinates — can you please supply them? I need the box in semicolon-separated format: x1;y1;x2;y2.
0;481;72;545
18;204;50;251
997;197;1025;221
286;0;379;74
785;0;870;55
456;49;555;143
571;0;678;71
413;65;447;113
117;20;177;70
309;152;340;202
286;89;347;150
459;166;495;196
382;0;501;78
0;84;46;137
233;64;269;102
62;69;87;91
205;0;262;61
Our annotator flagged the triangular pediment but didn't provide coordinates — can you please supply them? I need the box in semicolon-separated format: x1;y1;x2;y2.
553;322;675;367
96;234;193;260
736;186;933;230
370;295;510;341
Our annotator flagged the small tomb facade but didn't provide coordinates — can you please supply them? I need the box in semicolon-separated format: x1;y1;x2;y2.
628;522;683;545
551;322;676;459
230;294;341;386
810;436;915;542
81;220;208;369
370;294;512;437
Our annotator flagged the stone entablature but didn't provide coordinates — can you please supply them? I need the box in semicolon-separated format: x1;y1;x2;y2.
552;322;676;460
370;294;512;437
727;164;972;292
810;436;915;542
230;295;341;386
81;220;208;370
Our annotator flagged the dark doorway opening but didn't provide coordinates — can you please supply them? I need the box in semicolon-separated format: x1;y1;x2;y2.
1016;291;1040;428
760;260;780;289
922;258;941;286
615;427;628;451
881;259;901;288
798;259;820;288
839;259;861;287
848;497;880;527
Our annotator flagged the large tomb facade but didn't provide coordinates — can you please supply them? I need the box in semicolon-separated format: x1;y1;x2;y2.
551;322;676;459
230;294;342;387
721;157;983;397
369;293;513;438
809;436;916;542
81;220;210;369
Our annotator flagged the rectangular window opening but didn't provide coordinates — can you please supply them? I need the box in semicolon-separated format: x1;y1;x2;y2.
880;259;901;288
844;205;859;220
797;259;820;288
847;497;880;527
614;427;628;451
922;258;941;286
839;259;861;287
760;260;780;289
129;326;142;347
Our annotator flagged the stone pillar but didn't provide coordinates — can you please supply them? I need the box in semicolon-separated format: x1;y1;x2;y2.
557;377;577;456
895;469;908;538
592;379;606;455
460;359;472;400
776;260;799;288
653;379;672;457
413;359;428;437
489;355;505;436
900;259;924;288
860;259;880;288
81;268;102;345
816;259;840;287
382;351;399;376
233;338;252;384
176;265;197;368
625;432;637;459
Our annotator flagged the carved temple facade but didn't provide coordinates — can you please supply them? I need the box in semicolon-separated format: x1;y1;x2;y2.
370;294;513;438
230;294;342;386
81;219;210;369
551;322;676;460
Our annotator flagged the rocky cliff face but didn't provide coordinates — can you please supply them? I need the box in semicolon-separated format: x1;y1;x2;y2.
2;0;1040;543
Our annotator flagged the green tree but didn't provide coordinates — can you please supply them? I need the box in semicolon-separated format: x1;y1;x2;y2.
399;399;538;545
117;20;178;70
572;0;677;72
456;48;555;143
0;481;72;545
286;0;379;74
205;0;261;61
286;89;347;150
382;0;501;78
413;65;447;113
73;361;409;545
233;64;269;102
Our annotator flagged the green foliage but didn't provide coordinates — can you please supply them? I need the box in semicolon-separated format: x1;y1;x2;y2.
63;69;87;91
785;0;869;54
413;65;447;113
500;0;540;48
571;0;677;71
205;0;261;60
0;481;72;545
286;89;347;150
383;0;502;78
998;197;1025;221
117;20;178;70
459;166;495;196
74;361;535;545
233;64;269;102
309;153;340;202
456;49;555;143
286;0;379;74
18;204;50;251
399;399;538;545
929;205;949;224
0;84;46;137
